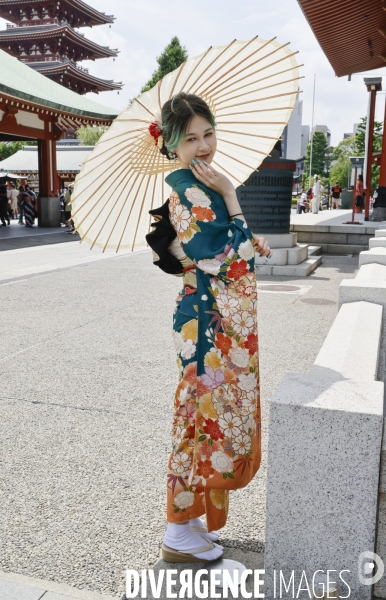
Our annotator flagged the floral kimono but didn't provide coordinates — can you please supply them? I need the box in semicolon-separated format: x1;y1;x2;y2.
165;169;261;532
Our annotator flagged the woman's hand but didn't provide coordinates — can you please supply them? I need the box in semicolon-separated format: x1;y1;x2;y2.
191;160;234;198
254;236;272;258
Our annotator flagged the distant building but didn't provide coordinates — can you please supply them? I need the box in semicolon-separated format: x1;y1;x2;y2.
282;94;303;160
301;125;310;156
312;124;331;146
343;123;359;140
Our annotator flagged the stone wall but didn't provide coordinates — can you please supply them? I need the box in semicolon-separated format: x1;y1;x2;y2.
264;233;386;598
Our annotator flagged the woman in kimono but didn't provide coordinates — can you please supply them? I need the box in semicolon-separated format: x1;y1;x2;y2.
152;93;271;563
18;185;35;227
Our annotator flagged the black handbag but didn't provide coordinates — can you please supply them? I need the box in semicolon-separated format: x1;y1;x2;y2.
355;195;363;208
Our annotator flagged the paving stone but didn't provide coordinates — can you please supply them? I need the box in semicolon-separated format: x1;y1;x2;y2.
370;237;386;249
331;225;367;234
347;233;372;245
287;244;308;265
255;265;272;275
254;232;297;248
307;245;322;256
272;256;321;276
359;247;386;266
0;580;46;600
356;263;386;281
255;248;287;266
292;224;330;232
325;243;365;254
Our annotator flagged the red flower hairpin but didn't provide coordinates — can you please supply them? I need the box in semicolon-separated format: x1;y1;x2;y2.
148;121;162;145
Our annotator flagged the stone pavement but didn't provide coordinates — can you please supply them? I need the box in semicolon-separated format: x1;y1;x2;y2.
0;242;359;599
290;207;355;227
0;240;147;284
0;219;78;251
0;569;117;600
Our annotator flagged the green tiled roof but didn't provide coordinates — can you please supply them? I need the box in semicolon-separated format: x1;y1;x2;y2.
0;49;119;120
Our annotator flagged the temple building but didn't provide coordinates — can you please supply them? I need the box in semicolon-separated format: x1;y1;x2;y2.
0;0;122;94
0;45;118;225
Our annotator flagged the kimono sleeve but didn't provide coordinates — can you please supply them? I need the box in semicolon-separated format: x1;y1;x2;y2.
169;182;255;281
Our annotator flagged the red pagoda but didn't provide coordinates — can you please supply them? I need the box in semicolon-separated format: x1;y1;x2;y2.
0;0;122;94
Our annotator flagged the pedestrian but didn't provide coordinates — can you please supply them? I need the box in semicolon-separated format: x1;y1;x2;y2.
312;175;322;214
297;189;308;214
149;92;271;563
6;181;12;221
64;184;75;232
0;181;9;226
331;181;342;210
354;174;364;213
59;189;66;225
9;183;19;220
17;186;25;224
18;185;35;227
25;184;36;202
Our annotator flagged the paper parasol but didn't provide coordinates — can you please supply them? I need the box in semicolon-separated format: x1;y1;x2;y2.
71;36;301;251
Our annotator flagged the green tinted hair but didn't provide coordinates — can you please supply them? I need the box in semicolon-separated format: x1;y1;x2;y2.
160;93;216;160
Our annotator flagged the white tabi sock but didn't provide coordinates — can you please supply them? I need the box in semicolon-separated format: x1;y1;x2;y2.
189;517;220;542
163;522;223;561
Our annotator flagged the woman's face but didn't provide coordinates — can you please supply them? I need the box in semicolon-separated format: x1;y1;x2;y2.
175;115;217;169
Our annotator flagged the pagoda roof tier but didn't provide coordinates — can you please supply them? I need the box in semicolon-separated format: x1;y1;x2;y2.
28;60;122;94
0;23;119;61
0;0;114;28
0;49;118;125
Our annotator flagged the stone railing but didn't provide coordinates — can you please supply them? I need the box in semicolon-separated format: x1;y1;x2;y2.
264;235;386;598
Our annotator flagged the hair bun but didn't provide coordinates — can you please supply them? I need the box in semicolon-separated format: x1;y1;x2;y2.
159;141;173;160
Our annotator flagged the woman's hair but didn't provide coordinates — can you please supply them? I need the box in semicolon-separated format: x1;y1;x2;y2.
160;93;215;160
358;174;363;182
19;185;24;192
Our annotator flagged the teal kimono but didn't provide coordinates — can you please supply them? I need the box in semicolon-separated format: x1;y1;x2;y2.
165;169;261;532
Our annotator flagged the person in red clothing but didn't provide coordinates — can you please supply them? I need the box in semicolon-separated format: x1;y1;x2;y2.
331;181;342;209
354;174;364;214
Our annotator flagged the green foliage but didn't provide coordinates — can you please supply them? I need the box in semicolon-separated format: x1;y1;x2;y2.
326;117;382;191
76;126;109;145
355;116;382;155
324;146;334;174
0;141;35;160
302;130;328;188
330;136;356;189
140;37;188;94
354;117;381;190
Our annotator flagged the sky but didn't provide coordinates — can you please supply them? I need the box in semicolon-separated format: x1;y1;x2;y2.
3;0;386;146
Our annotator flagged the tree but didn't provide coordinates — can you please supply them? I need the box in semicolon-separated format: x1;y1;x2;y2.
76;125;108;145
354;116;382;155
140;37;188;94
354;116;382;190
303;130;328;188
0;140;36;161
330;136;356;189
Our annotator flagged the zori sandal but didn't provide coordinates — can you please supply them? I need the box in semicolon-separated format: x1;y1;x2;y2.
190;525;219;541
162;541;218;563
